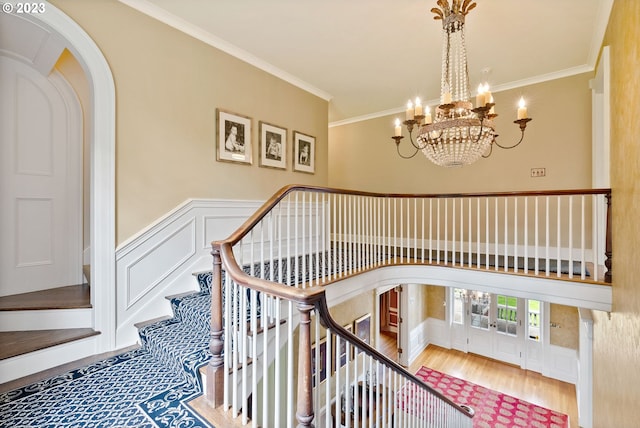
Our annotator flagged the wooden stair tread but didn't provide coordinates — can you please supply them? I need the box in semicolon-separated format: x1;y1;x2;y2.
0;328;100;360
188;395;255;428
0;284;91;311
134;316;172;329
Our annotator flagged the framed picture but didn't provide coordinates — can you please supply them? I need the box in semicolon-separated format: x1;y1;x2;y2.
293;131;315;174
311;337;327;387
354;313;372;354
259;121;287;170
216;109;252;165
333;324;353;371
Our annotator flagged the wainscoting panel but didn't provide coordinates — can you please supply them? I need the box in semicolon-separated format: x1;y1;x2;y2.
544;344;578;384
408;318;430;364
115;199;263;348
125;219;196;309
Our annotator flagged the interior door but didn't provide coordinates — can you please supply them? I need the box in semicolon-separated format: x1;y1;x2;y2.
492;294;523;365
0;56;82;296
467;291;493;357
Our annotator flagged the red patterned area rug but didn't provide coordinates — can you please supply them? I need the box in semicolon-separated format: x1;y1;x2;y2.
415;366;569;428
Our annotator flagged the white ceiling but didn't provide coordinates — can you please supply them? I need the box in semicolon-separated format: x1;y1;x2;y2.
119;0;612;124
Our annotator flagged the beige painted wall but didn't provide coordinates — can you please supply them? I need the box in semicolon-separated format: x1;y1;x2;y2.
406;284;429;329
425;285;446;321
592;1;640;426
549;304;578;350
329;73;591;194
51;0;329;245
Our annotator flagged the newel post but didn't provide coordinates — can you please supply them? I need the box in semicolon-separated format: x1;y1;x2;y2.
604;192;612;283
207;246;224;406
296;302;315;428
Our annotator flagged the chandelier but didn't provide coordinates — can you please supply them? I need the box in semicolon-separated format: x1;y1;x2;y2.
392;0;532;167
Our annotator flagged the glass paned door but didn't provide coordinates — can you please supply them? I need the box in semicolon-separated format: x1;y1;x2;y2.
470;292;490;330
496;295;518;336
467;291;492;357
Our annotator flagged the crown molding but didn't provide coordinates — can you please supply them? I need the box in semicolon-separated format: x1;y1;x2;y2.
117;0;333;102
330;65;594;128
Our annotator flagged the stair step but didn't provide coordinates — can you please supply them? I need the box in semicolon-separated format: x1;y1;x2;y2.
134;316;172;330
189;395;256;428
247;318;286;336
0;344;139;394
0;328;100;360
165;291;198;301
0;284;91;311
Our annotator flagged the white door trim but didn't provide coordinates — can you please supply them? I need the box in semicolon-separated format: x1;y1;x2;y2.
24;5;116;351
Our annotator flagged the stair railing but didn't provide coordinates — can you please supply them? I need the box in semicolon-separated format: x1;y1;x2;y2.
208;185;612;427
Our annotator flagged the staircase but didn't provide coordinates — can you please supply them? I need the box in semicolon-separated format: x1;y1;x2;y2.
1;271;209;426
0;267;102;383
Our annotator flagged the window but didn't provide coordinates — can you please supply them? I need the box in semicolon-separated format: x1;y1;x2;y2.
453;288;465;325
496;295;518;336
527;299;541;342
470;291;490;330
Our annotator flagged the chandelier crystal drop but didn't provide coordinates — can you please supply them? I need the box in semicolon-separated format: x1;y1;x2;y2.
391;0;532;167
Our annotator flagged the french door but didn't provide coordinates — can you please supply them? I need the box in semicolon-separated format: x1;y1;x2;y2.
451;288;542;368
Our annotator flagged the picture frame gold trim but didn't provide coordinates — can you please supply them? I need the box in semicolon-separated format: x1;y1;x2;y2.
293;131;315;174
216;109;252;165
259;121;287;170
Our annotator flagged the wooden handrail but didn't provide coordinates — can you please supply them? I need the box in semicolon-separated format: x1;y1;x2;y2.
212;184;612;248
209;184;612;422
217;242;326;304
314;296;474;419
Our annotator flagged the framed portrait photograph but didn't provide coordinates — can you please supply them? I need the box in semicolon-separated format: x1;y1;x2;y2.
333;324;353;371
293;131;315;174
354;313;372;354
259;121;287;170
311;337;327;387
216;109;252;165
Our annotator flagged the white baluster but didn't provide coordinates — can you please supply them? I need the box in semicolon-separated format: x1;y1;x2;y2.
546;196;550;277
437;199;441;264
514;197;519;273
494;198;498;271
581;195;586;279
421;199;425;263
557;196;562;278
569;196;574;279
452;198;456;265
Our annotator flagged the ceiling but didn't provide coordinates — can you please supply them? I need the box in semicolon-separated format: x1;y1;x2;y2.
119;0;612;125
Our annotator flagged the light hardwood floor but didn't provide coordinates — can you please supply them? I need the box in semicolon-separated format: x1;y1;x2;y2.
378;331;579;428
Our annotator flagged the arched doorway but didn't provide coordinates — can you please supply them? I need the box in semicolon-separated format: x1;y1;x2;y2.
1;6;116;350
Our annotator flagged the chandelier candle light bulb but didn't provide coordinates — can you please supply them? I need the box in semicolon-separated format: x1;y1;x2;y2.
476;84;485;107
406;100;414;120
425;106;432;124
414;97;423;117
517;97;528;119
394;118;402;137
483;84;492;106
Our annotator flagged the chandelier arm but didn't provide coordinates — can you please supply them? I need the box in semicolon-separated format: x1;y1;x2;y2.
481;142;494;158
494;129;526;150
468;118;487;145
396;143;420;159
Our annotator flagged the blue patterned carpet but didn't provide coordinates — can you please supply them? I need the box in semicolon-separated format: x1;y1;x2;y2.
0;272;215;428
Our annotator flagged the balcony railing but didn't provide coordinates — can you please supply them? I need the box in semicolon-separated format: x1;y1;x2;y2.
208;185;611;427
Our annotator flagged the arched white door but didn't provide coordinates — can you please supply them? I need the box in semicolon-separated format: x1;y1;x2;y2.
0;55;83;295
